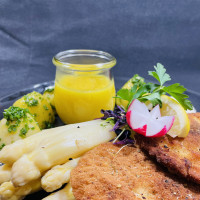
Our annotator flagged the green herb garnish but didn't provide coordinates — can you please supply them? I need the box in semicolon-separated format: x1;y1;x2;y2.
3;106;29;122
3;106;32;133
116;63;193;110
8;124;18;132
105;117;115;126
19;123;29;138
43;121;54;129
4;106;30;132
24;95;38;107
44;88;54;93
43;105;49;111
0;143;5;151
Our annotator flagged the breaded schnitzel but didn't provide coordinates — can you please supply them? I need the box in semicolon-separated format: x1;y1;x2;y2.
135;113;200;184
70;142;200;200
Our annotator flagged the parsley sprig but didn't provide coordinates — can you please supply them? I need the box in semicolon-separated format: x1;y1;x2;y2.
116;63;193;111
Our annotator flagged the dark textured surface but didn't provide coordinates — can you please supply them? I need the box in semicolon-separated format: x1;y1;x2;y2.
0;0;200;98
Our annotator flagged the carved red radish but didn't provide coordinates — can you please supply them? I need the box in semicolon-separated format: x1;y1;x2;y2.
126;99;174;137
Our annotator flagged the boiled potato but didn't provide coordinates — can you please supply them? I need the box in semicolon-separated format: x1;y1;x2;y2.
0;106;40;149
13;91;55;129
43;87;56;114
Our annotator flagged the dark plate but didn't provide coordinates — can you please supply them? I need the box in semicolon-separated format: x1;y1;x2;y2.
0;77;199;199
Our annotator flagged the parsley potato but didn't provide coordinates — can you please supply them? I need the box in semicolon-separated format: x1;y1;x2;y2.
0;106;40;148
43;87;56;114
14;91;55;129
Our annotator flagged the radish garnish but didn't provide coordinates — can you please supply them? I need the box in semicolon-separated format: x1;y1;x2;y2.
126;99;175;137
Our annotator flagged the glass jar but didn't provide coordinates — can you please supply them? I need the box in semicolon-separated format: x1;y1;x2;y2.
53;49;116;124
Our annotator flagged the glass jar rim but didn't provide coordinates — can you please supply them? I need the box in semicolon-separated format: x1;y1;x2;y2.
52;49;116;72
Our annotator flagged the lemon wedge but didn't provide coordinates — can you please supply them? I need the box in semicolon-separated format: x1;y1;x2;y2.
160;95;190;138
116;77;190;138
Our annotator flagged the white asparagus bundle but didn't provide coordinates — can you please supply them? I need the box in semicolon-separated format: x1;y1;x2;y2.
0;123;85;165
0;165;11;185
42;183;75;200
11;120;115;186
0;179;41;200
41;158;80;192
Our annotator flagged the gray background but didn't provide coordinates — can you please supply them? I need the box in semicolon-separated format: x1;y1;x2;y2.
0;2;200;199
0;0;200;98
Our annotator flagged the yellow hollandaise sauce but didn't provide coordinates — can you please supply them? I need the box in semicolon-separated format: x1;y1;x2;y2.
54;75;115;124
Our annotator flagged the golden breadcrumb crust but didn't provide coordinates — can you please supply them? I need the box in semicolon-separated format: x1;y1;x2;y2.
71;142;200;200
136;113;200;184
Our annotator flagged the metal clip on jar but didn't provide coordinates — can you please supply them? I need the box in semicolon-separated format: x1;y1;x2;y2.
53;49;116;124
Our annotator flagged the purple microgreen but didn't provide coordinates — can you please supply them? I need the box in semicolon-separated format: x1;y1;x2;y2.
113;138;135;145
113;128;125;144
101;106;127;131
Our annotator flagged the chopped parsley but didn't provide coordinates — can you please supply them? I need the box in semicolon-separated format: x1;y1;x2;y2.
100;123;107;128
8;124;18;132
19;124;29;138
3;106;36;136
0;138;5;150
51;104;56;112
116;63;193;110
0;143;5;151
43;121;54;129
43;105;49;111
44;88;54;93
3;106;29;123
24;95;38;107
3;106;30;132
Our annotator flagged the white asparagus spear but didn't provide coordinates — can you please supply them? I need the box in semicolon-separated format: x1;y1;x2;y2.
0;126;63;165
11;120;115;187
0;121;90;165
41;158;80;192
0;179;41;200
0;165;11;185
42;183;75;200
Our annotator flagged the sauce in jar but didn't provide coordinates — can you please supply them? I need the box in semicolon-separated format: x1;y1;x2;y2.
53;50;116;124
